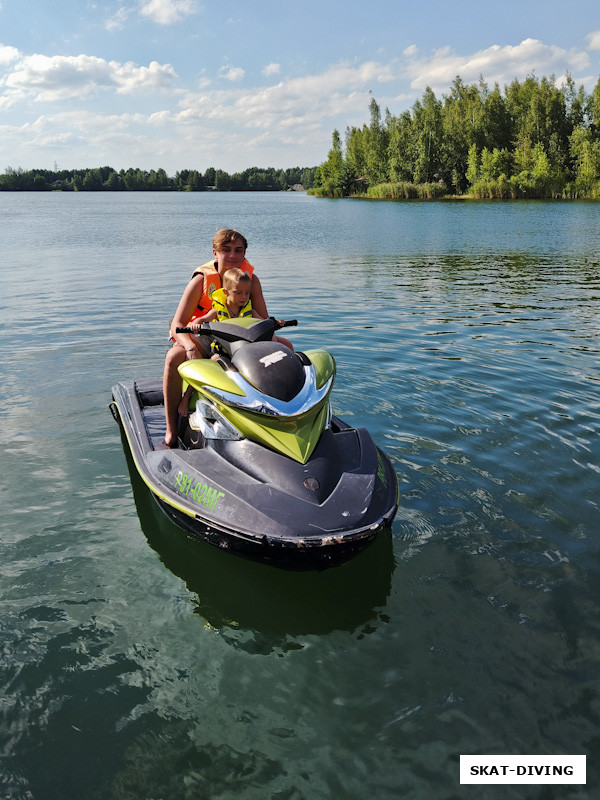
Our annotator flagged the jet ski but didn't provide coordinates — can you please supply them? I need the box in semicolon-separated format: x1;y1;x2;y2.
110;318;398;569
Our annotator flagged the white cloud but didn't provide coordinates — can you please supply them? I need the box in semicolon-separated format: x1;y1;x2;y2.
177;60;397;136
148;109;171;123
139;0;197;26
262;63;281;77
0;44;20;66
2;109;168;165
587;31;600;51
2;52;178;102
405;38;591;94
105;7;132;32
219;65;245;82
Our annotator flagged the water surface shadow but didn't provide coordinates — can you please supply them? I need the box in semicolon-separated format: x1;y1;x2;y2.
121;440;395;645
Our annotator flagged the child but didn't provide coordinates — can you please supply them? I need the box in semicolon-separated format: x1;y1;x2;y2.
190;268;261;326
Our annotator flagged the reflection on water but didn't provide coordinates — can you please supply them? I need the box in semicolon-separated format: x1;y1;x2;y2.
123;441;394;649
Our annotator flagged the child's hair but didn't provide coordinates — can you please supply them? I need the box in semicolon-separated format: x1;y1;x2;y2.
222;268;252;292
213;228;248;251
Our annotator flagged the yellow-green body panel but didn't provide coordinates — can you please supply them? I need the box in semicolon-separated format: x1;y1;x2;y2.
179;347;336;464
215;398;331;463
304;349;336;388
180;359;247;397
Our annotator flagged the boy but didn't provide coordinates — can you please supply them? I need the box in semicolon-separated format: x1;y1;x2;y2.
189;268;261;326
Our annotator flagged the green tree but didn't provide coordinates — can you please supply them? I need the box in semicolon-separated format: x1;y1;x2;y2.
301;167;317;189
215;170;230;190
531;143;554;194
345;124;368;182
491;148;512;178
32;174;49;191
412;87;444;184
570;126;600;194
442;77;487;191
148;168;171;190
105;171;124;190
318;129;345;195
187;170;205;191
0;167;25;190
466;143;479;186
82;168;104;190
587;76;600;134
480;148;495;181
563;73;585;131
513;133;534;175
364;97;389;185
483;84;513;151
386;111;414;182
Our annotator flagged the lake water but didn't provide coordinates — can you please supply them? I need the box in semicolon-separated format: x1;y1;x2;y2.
1;191;599;799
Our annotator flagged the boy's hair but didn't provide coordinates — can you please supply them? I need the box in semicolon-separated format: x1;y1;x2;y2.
213;228;248;251
222;268;252;292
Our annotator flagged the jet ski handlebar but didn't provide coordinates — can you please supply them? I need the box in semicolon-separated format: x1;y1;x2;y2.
175;318;297;335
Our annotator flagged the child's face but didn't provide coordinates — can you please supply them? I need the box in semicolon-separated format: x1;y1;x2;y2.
225;283;250;311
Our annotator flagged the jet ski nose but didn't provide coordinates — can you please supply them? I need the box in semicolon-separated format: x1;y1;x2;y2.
232;342;306;402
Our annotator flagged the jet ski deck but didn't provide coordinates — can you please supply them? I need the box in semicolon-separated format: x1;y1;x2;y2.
111;377;398;569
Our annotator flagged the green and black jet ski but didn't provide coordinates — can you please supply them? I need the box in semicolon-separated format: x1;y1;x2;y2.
111;318;398;569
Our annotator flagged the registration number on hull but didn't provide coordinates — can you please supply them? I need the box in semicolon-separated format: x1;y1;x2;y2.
174;471;226;511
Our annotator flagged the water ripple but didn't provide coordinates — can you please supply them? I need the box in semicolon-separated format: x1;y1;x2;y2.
2;194;600;799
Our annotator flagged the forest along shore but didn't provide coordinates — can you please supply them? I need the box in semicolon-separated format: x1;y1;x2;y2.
311;73;600;200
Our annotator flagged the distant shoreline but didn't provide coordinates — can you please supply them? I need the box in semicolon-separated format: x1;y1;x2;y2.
2;188;598;200
0;166;318;193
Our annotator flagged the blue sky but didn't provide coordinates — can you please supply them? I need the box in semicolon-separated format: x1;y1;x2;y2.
1;0;600;174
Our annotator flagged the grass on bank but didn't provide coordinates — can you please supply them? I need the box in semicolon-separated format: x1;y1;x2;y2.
309;177;600;200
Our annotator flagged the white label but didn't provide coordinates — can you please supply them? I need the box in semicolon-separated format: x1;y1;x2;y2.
460;755;586;784
259;351;288;367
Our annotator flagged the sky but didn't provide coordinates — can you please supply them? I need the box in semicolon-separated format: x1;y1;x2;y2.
1;0;600;175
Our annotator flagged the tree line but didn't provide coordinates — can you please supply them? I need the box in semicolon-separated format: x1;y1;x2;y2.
312;73;600;199
0;164;319;192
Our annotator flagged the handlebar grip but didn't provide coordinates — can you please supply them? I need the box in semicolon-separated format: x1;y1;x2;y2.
279;319;298;328
175;326;211;335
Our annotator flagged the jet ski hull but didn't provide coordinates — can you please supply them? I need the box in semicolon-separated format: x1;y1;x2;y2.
111;378;398;569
